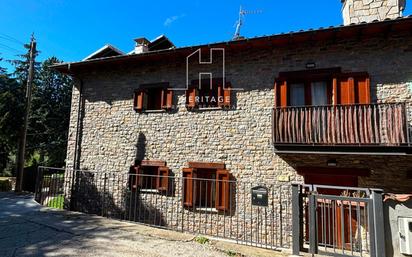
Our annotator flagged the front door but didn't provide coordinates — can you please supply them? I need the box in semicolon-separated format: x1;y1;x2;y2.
298;167;370;249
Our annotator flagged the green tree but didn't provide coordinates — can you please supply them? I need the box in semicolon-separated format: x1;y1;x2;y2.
0;59;23;174
31;57;73;166
1;45;73;174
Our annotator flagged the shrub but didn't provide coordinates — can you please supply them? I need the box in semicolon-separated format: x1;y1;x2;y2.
194;236;209;244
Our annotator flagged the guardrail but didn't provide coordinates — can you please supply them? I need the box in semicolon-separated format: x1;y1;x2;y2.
273;102;410;146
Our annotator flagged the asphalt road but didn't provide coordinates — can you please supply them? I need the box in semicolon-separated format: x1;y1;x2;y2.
0;192;228;257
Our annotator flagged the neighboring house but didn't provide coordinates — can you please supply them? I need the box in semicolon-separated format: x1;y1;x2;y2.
52;0;412;256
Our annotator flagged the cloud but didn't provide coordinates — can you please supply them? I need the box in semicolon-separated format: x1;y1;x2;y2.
164;14;186;27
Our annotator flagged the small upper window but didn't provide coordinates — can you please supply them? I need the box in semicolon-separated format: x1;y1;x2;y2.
186;79;231;109
134;83;173;112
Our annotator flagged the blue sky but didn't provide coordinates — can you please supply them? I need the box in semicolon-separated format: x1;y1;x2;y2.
0;0;411;72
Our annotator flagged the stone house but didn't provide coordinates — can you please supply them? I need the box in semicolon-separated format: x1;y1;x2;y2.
52;0;412;254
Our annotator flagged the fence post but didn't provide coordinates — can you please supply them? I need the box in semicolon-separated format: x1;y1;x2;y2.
102;173;107;217
291;184;302;255
308;192;318;255
34;167;43;203
372;189;386;257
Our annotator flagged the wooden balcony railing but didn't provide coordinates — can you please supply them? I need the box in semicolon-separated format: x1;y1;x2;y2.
273;103;411;146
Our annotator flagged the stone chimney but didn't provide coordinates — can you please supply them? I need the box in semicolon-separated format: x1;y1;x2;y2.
133;37;150;54
341;0;406;25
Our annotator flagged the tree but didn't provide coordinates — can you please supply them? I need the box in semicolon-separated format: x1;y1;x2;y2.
31;57;73;166
0;61;24;174
0;45;73;175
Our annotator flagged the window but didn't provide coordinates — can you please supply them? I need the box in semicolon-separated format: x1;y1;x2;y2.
129;160;170;193
275;68;370;107
311;81;328;106
289;83;305;106
186;79;231;109
134;83;173;112
182;162;231;212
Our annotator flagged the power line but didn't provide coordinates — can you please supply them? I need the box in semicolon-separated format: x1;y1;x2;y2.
0;33;25;45
0;42;24;54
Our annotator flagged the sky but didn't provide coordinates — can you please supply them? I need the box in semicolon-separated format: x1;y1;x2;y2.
0;0;411;72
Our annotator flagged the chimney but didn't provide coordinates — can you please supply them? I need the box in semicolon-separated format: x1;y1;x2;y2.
341;0;406;25
133;37;150;54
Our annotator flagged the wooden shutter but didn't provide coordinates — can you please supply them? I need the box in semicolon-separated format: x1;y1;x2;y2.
218;82;231;107
133;90;145;111
182;168;196;207
157;166;169;192
216;169;230;211
186;87;197;108
161;89;173;110
275;80;288;107
129;165;142;191
334;73;370;105
355;75;370;104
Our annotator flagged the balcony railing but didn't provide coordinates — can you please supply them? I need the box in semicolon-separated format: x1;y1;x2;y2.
273;102;411;147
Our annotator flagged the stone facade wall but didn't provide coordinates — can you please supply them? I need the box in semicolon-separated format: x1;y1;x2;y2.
61;31;412;250
342;0;406;25
65;32;412;193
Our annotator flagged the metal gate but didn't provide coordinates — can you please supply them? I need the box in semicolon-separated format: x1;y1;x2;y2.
291;184;385;257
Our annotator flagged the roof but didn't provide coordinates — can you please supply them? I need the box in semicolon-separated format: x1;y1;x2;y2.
52;15;412;74
82;44;125;61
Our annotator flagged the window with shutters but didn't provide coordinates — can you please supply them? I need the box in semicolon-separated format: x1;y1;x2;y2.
133;82;173;112
182;162;231;212
274;68;371;107
186;79;232;109
129;160;170;194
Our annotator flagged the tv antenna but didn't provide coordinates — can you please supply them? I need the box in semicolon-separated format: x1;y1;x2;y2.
233;5;262;41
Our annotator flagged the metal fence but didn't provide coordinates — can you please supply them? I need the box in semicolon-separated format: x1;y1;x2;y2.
35;166;293;250
34;167;66;209
292;184;385;257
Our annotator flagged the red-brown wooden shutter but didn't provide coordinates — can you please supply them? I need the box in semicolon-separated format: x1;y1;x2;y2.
157;166;169;191
129;165;142;190
335;73;370;105
218;82;231;107
216;169;230;211
133;90;145;111
332;77;338;105
186;87;197;108
161;89;173;110
182;168;196;207
275;80;288;107
336;75;355;104
355;75;371;104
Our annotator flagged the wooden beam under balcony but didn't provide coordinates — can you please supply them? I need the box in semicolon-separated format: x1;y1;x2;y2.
272;103;411;151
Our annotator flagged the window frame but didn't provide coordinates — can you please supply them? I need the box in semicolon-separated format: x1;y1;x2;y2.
186;79;232;110
133;82;174;112
129;160;170;194
182;162;231;212
274;68;371;107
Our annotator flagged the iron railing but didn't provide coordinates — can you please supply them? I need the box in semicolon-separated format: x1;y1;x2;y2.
34;167;66;209
292;184;385;257
35;167;293;250
273;102;410;146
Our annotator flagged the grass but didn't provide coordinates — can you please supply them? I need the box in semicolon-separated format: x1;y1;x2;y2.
47;194;65;209
194;236;210;244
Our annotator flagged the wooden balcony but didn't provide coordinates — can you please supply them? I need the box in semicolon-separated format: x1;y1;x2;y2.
272;103;411;150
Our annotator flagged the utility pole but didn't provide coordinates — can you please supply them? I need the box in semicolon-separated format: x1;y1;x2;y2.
15;34;36;192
